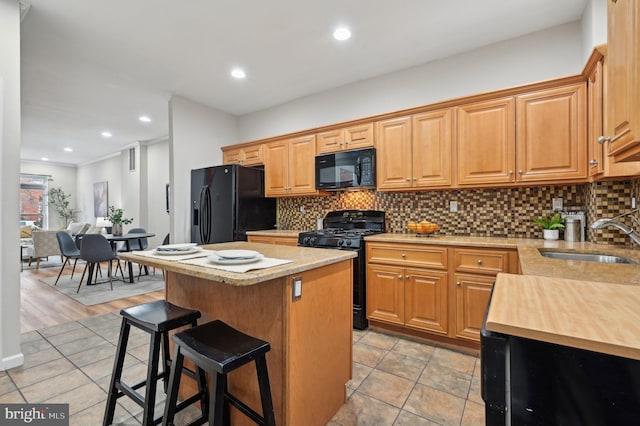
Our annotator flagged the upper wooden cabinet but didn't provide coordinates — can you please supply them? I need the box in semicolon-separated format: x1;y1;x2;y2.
516;83;587;182
376;109;453;191
264;135;319;197
457;97;516;186
605;0;640;162
588;55;605;178
222;144;264;166
316;123;374;154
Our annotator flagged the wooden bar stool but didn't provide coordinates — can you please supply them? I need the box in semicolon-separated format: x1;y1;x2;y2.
103;300;208;426
162;320;276;426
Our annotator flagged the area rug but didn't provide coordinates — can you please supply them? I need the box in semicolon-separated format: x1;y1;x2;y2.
39;272;165;306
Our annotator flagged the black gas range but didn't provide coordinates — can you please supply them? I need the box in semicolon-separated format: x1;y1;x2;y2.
298;210;385;329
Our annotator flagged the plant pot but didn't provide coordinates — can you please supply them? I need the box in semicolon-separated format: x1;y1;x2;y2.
543;229;559;240
112;223;123;236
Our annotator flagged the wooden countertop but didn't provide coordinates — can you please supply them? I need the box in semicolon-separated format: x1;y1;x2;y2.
246;229;303;238
119;242;355;286
486;273;640;360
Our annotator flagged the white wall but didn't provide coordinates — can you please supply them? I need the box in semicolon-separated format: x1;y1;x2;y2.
168;96;238;243
238;22;584;142
20;161;77;230
146;140;169;248
0;0;24;370
76;154;122;226
581;0;608;62
121;144;141;235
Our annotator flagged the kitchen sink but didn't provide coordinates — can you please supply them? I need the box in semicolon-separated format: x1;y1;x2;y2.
538;249;637;264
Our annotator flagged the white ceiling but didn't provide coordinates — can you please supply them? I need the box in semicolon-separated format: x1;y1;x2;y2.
19;0;589;166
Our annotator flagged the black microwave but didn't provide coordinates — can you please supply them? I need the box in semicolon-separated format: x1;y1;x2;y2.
315;148;376;190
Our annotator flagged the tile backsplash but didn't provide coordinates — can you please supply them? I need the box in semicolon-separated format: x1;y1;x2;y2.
277;179;640;245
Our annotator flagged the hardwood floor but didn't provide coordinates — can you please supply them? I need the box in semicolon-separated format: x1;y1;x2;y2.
20;261;164;333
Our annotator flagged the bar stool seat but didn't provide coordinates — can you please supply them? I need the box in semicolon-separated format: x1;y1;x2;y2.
163;320;276;426
103;300;207;426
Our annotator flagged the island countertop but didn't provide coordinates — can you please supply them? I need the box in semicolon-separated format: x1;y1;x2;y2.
118;241;356;286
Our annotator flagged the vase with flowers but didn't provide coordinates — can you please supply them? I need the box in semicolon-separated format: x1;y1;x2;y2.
107;206;133;236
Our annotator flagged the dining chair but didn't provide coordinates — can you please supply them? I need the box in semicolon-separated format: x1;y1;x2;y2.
77;234;124;293
118;228;150;278
54;231;81;285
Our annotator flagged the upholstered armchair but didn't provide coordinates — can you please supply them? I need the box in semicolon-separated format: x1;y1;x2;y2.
29;230;63;270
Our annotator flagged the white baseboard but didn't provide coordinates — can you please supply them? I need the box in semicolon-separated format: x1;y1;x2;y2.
0;352;24;371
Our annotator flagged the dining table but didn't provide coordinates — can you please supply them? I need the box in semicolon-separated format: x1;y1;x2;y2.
106;232;155;283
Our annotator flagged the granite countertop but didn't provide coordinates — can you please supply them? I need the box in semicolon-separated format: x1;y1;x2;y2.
246;229;304;238
119;242;355;286
486;273;640;360
365;233;640;285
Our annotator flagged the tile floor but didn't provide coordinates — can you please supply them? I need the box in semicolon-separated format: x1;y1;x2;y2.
0;313;484;425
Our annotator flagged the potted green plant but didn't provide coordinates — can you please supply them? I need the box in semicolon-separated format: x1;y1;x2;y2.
533;213;565;240
48;187;80;227
107;206;133;236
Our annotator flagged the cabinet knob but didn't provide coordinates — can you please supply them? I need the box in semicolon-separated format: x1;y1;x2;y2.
598;136;612;144
456;281;461;286
413;178;417;181
401;253;406;258
508;170;514;175
518;170;523;175
405;275;410;279
477;259;483;265
406;178;411;182
398;275;403;279
589;159;598;166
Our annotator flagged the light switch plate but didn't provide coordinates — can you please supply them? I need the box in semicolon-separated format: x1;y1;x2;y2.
552;198;563;211
450;201;458;212
292;277;302;301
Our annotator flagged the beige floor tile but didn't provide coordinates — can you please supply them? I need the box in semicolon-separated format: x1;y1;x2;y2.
404;383;465;426
100;327;124;344
20;338;54;355
21;330;43;344
352;343;387;368
468;375;482;405
79;313;121;330
0;390;26;403
418;363;472;399
67;342;117;368
43;381;107;416
390;339;435;361
21;369;91;403
348;362;373;390
56;334;111;357
393;410;439;425
81;355;140;382
331;391;400;426
377;351;427;382
8;357;76;388
46;327;97;347
127;343;152;363
429;347;476;375
72;402;137;426
20;346;64;370
357;369;414;408
359;331;399;350
38;321;85;338
352;329;367;343
0;374;17;396
461;400;485;426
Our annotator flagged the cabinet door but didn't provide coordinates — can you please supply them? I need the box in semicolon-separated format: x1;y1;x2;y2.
264;140;290;196
454;273;494;342
404;268;448;335
457;98;516;186
375;117;413;190
316;129;343;154
242;144;264;165
588;58;605;177
288;134;317;195
516;84;587;182
412;109;453;187
344;123;374;150
606;0;640;162
223;148;242;165
366;264;404;325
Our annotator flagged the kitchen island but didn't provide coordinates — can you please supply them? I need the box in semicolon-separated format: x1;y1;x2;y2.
119;242;356;426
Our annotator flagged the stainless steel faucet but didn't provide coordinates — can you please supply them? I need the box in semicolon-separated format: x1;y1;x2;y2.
591;217;640;246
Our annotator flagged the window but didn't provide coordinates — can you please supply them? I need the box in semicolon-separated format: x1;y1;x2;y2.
20;174;48;228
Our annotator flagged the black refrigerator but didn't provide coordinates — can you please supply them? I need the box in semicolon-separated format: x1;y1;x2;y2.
191;165;276;244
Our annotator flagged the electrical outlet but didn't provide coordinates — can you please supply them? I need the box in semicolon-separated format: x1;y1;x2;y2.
299;205;305;213
450;201;458;212
552;198;563;211
292;277;302;301
633;196;637;209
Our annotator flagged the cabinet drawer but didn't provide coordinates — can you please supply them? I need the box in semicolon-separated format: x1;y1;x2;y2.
454;248;511;275
367;243;447;270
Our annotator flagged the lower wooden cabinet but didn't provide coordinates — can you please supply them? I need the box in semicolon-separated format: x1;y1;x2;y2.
366;241;517;347
247;235;299;246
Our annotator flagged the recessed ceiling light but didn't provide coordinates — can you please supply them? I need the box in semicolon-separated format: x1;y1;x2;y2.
230;68;246;79
139;115;152;123
64;147;73;152
101;131;112;138
333;27;351;41
41;157;49;161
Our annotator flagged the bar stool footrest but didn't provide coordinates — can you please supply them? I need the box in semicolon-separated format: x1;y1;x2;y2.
226;392;266;425
115;381;145;408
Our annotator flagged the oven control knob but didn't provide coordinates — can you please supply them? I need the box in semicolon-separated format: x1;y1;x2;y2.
345;240;352;246
337;238;344;246
310;237;317;245
302;237;309;245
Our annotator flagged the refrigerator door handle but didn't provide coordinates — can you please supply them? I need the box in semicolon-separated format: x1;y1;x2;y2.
199;186;211;244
